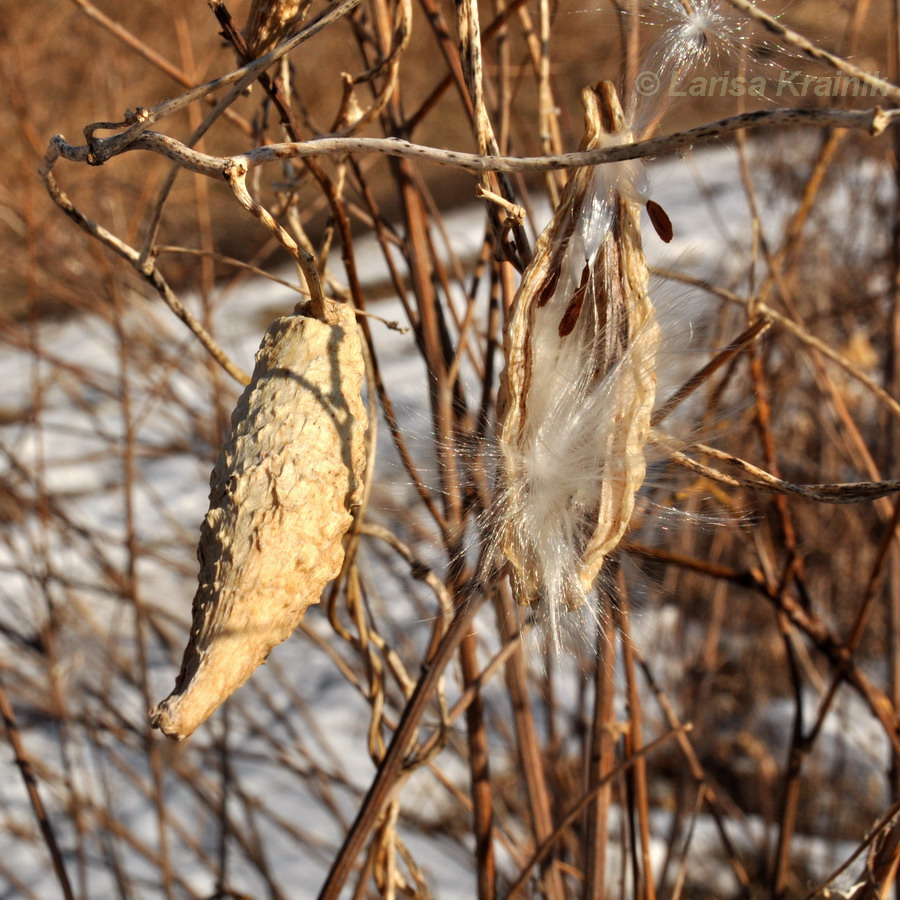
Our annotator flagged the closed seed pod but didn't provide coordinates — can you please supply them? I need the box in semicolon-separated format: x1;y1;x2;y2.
150;299;367;740
243;0;304;56
495;82;660;619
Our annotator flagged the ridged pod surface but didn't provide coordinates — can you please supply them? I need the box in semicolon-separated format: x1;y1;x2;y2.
150;300;366;740
243;0;303;56
495;82;660;615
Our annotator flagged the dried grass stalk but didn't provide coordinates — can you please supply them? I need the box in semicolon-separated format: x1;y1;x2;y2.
495;81;660;616
150;300;367;740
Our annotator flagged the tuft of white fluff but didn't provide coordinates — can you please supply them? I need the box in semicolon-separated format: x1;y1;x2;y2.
630;0;785;136
494;83;660;641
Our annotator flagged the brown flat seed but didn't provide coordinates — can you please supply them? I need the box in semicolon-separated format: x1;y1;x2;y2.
646;199;674;243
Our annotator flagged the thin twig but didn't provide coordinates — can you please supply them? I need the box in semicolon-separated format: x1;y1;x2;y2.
38;164;250;385
652;269;900;423
317;593;485;900
655;434;900;503
724;0;900;103
0;680;75;900
45;106;900;181
507;728;687;898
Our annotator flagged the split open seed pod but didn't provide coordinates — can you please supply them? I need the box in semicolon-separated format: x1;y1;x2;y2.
495;81;660;612
150;299;367;740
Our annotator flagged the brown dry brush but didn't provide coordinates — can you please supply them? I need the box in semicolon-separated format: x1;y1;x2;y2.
1;0;900;897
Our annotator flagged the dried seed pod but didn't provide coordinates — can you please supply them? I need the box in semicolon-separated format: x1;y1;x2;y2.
243;0;304;56
150;300;367;740
495;82;660;618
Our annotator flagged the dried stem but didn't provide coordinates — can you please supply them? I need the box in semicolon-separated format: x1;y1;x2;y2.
0;681;75;900
45;107;900;182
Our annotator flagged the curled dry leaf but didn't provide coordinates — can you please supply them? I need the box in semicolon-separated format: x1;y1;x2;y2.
495;81;660;616
150;300;367;740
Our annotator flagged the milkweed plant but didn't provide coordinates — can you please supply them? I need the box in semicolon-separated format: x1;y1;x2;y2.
5;0;900;896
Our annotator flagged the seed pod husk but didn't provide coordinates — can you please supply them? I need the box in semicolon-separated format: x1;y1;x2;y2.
150;300;367;740
243;0;303;56
495;81;660;612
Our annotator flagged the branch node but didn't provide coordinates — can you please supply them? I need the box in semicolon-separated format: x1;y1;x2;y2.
870;107;890;137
